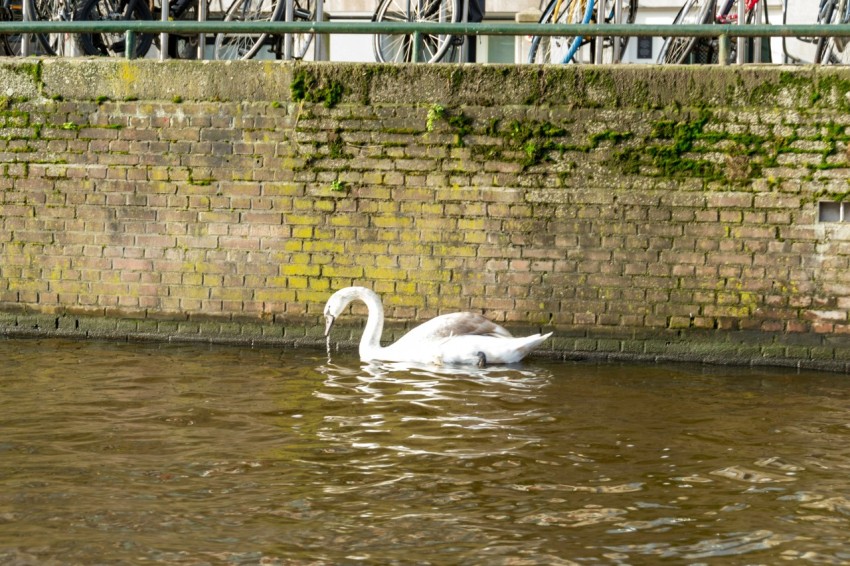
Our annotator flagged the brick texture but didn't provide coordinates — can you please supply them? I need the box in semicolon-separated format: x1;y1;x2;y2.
2;61;850;369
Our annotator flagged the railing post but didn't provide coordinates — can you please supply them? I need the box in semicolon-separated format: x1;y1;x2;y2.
460;0;469;63
736;0;745;64
21;0;31;57
613;0;622;63
284;0;294;60
314;0;328;61
753;0;763;63
125;30;137;60
718;33;729;65
594;0;604;64
515;8;541;64
412;30;421;63
198;0;208;60
160;0;169;60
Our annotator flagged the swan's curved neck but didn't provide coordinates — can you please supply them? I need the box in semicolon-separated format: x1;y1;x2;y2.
354;289;386;359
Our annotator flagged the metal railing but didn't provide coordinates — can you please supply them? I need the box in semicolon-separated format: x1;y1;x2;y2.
2;21;850;63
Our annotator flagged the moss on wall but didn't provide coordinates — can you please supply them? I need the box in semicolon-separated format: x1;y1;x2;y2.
2;60;850;370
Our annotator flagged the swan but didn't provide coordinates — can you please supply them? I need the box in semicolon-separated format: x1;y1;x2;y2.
323;286;553;366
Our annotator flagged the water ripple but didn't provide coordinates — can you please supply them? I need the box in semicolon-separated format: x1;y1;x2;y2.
2;341;850;563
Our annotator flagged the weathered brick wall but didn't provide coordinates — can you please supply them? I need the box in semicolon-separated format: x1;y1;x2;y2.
2;60;850;369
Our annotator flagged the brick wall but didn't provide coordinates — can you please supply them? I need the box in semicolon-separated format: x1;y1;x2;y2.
2;60;850;370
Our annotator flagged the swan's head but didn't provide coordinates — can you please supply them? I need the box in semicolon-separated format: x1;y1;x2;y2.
323;287;367;336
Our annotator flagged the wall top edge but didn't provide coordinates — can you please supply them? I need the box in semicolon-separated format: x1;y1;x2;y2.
0;59;844;111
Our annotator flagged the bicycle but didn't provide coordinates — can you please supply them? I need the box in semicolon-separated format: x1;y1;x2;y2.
73;0;154;58
527;0;638;65
23;0;85;55
214;0;314;60
73;0;314;60
816;0;850;64
372;0;462;63
1;0;23;55
655;0;771;65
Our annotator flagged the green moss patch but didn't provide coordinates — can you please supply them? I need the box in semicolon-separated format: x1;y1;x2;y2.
290;69;345;108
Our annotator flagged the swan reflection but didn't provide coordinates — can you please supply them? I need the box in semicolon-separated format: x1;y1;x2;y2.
311;358;554;460
316;359;553;403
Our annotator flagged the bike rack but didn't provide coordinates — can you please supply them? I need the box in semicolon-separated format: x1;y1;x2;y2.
595;0;626;64
151;0;326;60
403;0;471;64
20;0;30;56
7;21;850;64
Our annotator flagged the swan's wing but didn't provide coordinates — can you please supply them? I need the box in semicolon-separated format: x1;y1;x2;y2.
436;332;554;365
400;312;513;342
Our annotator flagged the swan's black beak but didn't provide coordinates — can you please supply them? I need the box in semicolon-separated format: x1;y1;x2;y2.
324;314;335;337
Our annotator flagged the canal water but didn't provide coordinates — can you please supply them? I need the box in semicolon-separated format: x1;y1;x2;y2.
1;337;849;564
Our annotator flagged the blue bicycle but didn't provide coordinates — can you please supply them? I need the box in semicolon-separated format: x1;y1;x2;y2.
527;0;638;64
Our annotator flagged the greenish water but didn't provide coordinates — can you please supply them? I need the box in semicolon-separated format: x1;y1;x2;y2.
1;337;849;564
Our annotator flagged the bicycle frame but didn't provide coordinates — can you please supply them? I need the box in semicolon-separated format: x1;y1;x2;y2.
716;0;758;24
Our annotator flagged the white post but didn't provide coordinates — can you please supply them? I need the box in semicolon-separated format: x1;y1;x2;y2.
736;0;745;64
160;0;169;60
595;0;604;64
460;0;469;63
63;33;82;57
21;0;32;56
284;0;293;60
515;8;541;64
198;0;208;59
752;0;763;62
314;0;327;61
613;0;622;63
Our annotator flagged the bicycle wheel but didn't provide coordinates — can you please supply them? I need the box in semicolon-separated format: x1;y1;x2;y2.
372;0;461;63
26;0;81;55
559;0;595;63
528;0;595;64
528;0;569;63
527;0;559;63
817;0;850;64
656;0;714;64
74;0;154;57
1;0;23;56
213;0;285;60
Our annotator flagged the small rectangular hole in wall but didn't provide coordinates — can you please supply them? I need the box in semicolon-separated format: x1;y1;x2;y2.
819;201;843;222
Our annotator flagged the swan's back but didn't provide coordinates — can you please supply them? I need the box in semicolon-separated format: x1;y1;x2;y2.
400;312;513;343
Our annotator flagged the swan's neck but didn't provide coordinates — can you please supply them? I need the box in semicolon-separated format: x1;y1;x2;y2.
357;290;386;359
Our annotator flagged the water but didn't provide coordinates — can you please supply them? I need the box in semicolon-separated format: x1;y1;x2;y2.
1;337;850;564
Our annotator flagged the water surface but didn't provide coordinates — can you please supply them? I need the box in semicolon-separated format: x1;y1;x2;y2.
1;338;850;564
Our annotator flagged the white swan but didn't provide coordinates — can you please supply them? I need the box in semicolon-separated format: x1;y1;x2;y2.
323;286;553;366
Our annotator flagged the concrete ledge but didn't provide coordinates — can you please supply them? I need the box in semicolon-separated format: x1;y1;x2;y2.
39;59;294;102
2;312;848;372
0;59;840;110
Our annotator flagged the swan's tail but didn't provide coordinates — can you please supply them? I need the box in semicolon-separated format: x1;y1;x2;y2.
492;332;553;364
518;332;553;357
